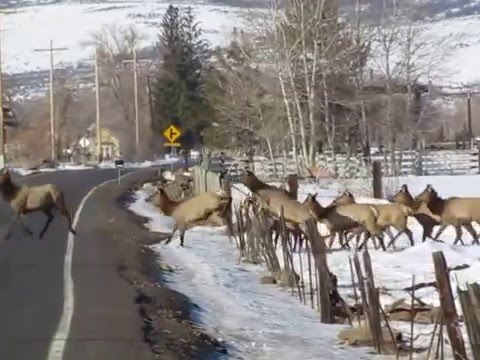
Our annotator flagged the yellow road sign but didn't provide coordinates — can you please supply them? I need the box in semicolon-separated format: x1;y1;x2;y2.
164;142;181;147
163;125;182;143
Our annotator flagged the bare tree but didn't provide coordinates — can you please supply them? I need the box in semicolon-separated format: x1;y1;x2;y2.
206;35;285;163
82;24;147;125
369;0;454;172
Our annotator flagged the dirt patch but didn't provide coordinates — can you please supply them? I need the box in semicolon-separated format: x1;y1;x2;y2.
91;168;228;360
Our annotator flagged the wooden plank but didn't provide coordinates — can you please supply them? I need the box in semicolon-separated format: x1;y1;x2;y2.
304;219;334;324
458;288;480;360
362;250;384;353
432;251;467;360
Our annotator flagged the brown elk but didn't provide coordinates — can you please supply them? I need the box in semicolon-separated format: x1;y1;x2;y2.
304;193;387;251
415;184;480;245
332;190;414;249
0;168;76;240
389;184;454;242
240;170;307;251
151;186;232;247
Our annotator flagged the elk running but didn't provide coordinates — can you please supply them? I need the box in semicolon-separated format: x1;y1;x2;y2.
240;170;309;250
0;168;76;240
415;184;480;245
151;186;232;247
304;193;386;250
389;184;460;242
331;190;414;249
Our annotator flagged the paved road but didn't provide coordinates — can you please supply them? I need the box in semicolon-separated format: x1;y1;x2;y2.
0;169;129;359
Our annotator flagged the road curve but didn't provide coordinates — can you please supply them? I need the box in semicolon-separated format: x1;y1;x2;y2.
0;169;122;360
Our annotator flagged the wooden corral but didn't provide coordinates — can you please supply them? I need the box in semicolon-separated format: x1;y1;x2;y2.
207;148;480;180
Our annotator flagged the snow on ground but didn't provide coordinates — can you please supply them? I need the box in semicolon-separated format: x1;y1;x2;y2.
128;190;373;360
1;1;247;74
129;173;480;359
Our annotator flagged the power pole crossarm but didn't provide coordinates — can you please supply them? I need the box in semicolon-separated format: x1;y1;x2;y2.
33;40;68;163
123;49;149;160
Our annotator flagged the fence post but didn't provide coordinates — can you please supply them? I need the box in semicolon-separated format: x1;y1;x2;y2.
372;160;383;199
304;219;334;324
432;251;467;360
477;143;480;174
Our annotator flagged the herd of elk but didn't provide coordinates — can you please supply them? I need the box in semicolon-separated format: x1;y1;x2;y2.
237;171;480;251
146;167;480;251
5;163;479;252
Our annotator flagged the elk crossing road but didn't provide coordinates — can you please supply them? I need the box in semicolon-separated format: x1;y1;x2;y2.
0;168;140;360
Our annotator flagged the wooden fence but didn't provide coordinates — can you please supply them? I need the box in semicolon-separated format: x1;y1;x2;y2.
208;149;480;180
192;166;223;194
189;164;480;358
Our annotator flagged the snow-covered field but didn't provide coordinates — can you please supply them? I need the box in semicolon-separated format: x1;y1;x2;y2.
129;173;480;359
0;0;480;88
1;0;247;74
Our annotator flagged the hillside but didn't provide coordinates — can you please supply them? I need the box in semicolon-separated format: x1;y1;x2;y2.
1;0;480;99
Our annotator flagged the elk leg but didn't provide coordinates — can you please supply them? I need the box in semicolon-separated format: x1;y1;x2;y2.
61;208;76;236
463;223;479;245
272;231;280;250
357;231;370;250
376;232;387;251
385;227;399;249
454;226;464;246
339;232;348;250
432;224;448;241
354;231;363;249
179;227;187;247
4;212;21;240
292;232;299;252
57;192;76;236
422;223;433;242
39;211;54;239
165;225;177;245
404;228;414;246
328;233;336;249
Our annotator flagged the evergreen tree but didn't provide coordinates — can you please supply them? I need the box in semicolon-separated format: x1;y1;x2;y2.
152;5;211;148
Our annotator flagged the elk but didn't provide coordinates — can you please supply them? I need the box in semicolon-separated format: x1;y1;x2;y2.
305;193;386;251
332;190;414;249
239;170;307;251
415;184;480;245
0;168;76;240
151;186;232;247
389;184;453;242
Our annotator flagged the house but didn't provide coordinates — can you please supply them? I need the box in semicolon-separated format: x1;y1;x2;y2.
70;124;121;162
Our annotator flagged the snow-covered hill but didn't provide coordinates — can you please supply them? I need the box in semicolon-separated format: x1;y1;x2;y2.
1;0;480;98
1;1;247;74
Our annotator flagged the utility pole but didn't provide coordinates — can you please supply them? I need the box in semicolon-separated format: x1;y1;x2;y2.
0;14;5;169
33;40;68;163
0;11;15;169
467;91;473;149
94;48;101;162
123;49;149;159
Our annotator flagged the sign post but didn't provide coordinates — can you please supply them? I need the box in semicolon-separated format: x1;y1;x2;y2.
115;159;124;185
163;125;182;171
